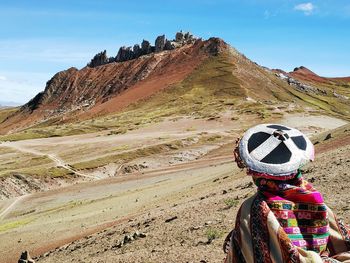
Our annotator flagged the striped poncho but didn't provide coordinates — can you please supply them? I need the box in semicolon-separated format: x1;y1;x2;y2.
224;173;350;262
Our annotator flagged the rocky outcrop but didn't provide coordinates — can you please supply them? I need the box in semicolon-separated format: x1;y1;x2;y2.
155;35;166;52
164;40;175;50
275;72;327;95
175;31;184;42
133;44;142;58
116;46;134;62
141;40;152;55
0;36;230;132
87;50;109;68
87;31;197;67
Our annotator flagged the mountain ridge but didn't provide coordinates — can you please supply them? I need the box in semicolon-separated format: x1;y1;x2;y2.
0;33;349;138
0;36;229;134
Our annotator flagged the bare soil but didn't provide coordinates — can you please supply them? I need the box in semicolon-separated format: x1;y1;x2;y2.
0;113;348;263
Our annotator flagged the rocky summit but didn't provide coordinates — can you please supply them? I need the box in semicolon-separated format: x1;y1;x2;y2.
0;32;349;137
0;31;349;263
87;31;197;68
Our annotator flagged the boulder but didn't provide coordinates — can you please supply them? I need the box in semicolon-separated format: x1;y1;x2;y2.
133;44;142;58
175;31;184;42
164;40;175;50
18;251;35;263
184;32;195;43
141;40;152;55
115;46;135;62
155;35;166;52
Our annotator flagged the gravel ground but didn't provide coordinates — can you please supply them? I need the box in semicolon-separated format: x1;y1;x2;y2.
36;132;350;263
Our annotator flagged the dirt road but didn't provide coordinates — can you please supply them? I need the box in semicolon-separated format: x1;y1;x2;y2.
0;195;28;219
1;142;98;179
0;155;234;263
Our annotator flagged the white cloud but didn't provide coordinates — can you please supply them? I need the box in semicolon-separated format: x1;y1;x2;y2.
0;75;6;81
294;2;315;15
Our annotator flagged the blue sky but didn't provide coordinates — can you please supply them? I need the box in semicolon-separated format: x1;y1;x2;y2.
0;0;349;104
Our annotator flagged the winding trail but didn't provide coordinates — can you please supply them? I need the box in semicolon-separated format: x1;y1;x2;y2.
0;195;28;220
1;142;98;180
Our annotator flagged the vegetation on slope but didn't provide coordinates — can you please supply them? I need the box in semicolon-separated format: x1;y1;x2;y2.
0;55;249;141
0;107;17;124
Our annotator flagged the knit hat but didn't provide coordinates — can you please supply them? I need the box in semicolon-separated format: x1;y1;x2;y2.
235;124;314;176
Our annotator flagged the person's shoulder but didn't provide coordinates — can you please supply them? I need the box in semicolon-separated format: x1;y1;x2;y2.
236;192;259;217
239;192;259;208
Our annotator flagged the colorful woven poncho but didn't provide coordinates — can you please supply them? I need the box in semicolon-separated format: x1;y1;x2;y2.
225;124;350;262
252;171;329;253
223;172;350;263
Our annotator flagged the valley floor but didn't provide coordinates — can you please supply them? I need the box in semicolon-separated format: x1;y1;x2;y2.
0;113;348;263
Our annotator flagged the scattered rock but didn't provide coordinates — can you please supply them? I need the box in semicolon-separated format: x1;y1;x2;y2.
333;91;349;100
324;133;332;140
122;163;148;174
204;221;213;226
165;216;178;223
275;72;327;95
240;182;253;189
195;237;211;246
112;231;147;250
18;251;35;263
190;225;203;231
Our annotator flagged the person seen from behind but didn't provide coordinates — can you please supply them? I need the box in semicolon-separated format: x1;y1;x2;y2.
224;124;350;262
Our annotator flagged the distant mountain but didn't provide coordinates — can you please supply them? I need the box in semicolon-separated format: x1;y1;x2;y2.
273;66;350;86
0;101;21;108
0;32;349;135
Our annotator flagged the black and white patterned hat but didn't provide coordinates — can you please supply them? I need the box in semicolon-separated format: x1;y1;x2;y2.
239;124;314;176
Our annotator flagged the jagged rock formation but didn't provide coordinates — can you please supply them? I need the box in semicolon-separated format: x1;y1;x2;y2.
141;40;152;55
87;31;197;67
116;46;134;62
0;37;227;133
133;44;142;57
87;50;109;68
164;40;175;50
155;35;166;52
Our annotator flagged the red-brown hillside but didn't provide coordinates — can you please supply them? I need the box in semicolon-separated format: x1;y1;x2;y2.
275;66;350;86
289;66;328;83
0;38;228;134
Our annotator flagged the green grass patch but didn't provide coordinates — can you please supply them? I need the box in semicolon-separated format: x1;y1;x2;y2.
0;55;247;141
224;198;239;208
72;140;185;170
0;154;53;177
0;217;34;232
205;228;223;242
0;107;18;124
